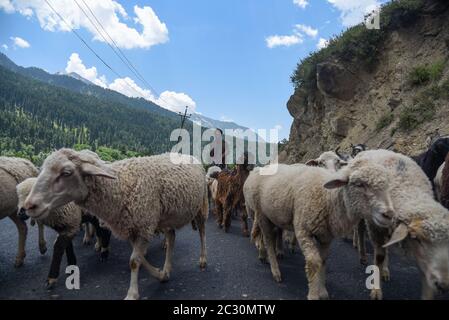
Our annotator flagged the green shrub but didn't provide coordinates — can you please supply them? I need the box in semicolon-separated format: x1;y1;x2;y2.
376;113;394;131
409;66;431;85
398;98;436;131
429;60;445;81
409;61;446;86
291;0;425;90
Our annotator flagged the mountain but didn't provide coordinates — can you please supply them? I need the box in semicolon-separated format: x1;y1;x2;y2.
66;72;95;85
190;113;249;131
0;53;253;132
0;63;188;162
283;0;449;163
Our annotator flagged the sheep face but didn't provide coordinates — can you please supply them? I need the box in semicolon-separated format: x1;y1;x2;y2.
23;149;116;219
385;221;449;296
415;241;449;295
306;152;348;172
324;163;395;228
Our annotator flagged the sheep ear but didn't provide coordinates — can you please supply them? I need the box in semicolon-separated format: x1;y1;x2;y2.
306;159;319;167
81;163;117;179
383;223;409;248
323;177;348;189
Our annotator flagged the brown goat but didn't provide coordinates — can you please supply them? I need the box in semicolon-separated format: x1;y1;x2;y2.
210;153;253;236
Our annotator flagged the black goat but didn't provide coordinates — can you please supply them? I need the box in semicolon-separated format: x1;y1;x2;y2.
412;136;449;183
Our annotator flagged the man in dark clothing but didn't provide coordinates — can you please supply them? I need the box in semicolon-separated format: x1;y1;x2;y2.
210;128;228;169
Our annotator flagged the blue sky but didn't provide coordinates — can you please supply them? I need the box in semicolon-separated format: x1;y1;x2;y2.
0;0;385;141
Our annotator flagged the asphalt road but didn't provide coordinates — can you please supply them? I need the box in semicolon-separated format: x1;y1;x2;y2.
0;214;446;300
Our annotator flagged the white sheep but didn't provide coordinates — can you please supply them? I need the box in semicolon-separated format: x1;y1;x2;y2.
16;178;83;288
306;151;368;264
206;166;221;210
244;158;396;300
23;149;208;300
354;150;449;300
0;157;40;267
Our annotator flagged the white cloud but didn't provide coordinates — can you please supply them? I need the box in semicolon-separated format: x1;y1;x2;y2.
64;53;196;113
65;53;107;87
293;0;309;9
266;35;302;48
10;36;30;48
274;124;283;131
267;23;319;49
317;37;329;49
0;1;169;49
0;0;14;13
295;24;318;38
1;44;8;50
327;0;381;27
154;91;196;113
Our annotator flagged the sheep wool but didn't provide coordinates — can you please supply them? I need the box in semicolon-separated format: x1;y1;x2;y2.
0;157;39;183
76;152;207;241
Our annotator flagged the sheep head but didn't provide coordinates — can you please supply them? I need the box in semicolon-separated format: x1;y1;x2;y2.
306;151;348;172
324;160;395;229
384;216;449;297
23;148;116;220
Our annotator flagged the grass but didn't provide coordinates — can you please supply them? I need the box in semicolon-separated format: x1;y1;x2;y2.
376;113;394;131
409;60;446;85
291;0;425;91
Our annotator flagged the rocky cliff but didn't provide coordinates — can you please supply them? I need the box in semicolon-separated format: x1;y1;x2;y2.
284;0;449;163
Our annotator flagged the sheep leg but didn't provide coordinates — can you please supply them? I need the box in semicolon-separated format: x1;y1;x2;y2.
370;245;388;300
9;213;27;268
240;208;249;237
82;223;93;245
196;215;207;270
160;229;175;282
125;239;147;300
258;214;282;282
47;234;71;289
421;274;435;300
89;217;111;261
357;220;367;265
317;242;330;300
275;228;284;259
65;238;77;266
37;221;47;254
352;228;358;248
249;209;267;263
98;228;111;262
214;201;223;228
222;201;233;232
296;231;325;300
135;239;166;282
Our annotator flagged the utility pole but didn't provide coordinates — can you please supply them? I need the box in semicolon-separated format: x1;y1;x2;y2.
177;106;192;143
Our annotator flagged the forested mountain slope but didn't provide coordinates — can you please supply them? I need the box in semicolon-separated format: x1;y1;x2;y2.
0;65;189;163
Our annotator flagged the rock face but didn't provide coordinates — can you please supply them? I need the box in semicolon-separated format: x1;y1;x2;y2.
317;62;357;101
284;1;449;164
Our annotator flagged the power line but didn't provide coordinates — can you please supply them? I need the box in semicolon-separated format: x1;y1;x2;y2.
79;0;162;98
43;0;152;100
74;0;151;94
76;0;174;109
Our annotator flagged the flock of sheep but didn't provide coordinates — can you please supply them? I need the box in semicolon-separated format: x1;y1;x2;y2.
2;136;449;300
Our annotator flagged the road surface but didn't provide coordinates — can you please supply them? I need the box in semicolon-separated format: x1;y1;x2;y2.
0;214;446;300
